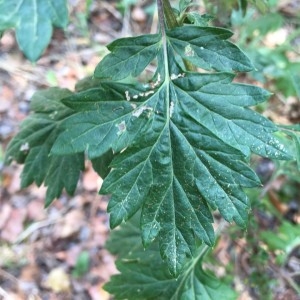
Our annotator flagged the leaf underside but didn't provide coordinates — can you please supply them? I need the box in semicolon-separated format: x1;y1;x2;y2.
0;0;68;61
6;24;291;276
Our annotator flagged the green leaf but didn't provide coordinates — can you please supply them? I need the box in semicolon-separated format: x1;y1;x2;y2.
179;0;192;13
91;150;114;179
290;72;300;99
72;251;90;278
245;13;283;37
75;76;103;92
167;26;254;72
94;26;254;80
279;125;300;171
5;88;84;206
239;0;248;16
0;0;68;61
94;34;161;80
260;222;300;264
105;217;237;300
249;0;269;13
51;82;154;158
52;27;291;275
186;13;214;26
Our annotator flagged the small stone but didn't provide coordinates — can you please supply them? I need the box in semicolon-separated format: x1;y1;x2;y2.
131;6;146;23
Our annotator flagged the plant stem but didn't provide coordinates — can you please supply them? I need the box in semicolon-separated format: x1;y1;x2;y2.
157;0;195;72
157;0;167;36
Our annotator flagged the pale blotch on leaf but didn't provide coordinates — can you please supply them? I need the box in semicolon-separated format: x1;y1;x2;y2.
132;106;153;118
170;101;175;117
116;121;126;136
20;142;30;151
49;111;58;119
170;73;185;80
184;44;195;57
125;91;130;101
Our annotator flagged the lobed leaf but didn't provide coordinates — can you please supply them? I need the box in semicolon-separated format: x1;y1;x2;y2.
94;34;161;80
5;88;84;206
0;0;68;61
167;26;253;72
105;215;237;300
51;26;291;275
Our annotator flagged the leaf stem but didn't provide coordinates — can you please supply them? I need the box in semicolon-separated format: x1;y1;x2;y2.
157;0;195;73
157;0;169;80
157;0;167;36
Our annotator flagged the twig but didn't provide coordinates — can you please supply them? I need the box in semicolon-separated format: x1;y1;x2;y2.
0;268;19;284
14;216;63;244
280;269;300;295
0;286;10;299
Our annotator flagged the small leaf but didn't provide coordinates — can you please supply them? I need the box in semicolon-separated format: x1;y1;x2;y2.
72;251;90;278
0;0;68;61
239;0;248;16
186;12;214;26
44;268;71;293
179;0;192;12
94;34;161;80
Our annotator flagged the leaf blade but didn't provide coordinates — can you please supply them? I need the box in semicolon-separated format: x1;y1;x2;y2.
105;217;237;300
94;34;162;80
5;88;84;206
167;26;253;72
0;0;68;61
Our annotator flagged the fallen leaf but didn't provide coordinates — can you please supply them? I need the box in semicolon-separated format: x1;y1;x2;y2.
55;244;82;267
54;210;85;239
0;85;14;112
2;166;22;193
88;283;110;300
18;264;40;296
43;268;71;293
0;203;12;230
27;200;46;221
0;245;17;267
0;207;27;242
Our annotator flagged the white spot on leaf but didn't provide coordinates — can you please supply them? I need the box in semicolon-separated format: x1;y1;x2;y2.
49;111;58;119
170;73;185;80
20;142;29;151
185;44;195;57
132;106;153;118
125;91;130;101
170;101;175;117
